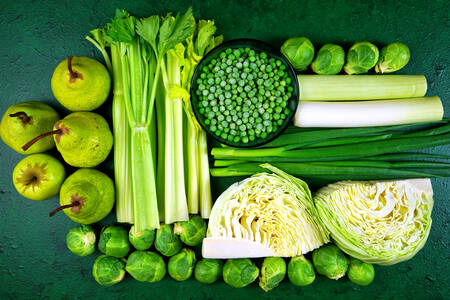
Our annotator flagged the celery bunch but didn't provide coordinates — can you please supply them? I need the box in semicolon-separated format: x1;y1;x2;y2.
87;8;219;230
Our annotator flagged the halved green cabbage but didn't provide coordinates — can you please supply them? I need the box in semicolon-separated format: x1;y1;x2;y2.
203;164;329;258
314;179;433;265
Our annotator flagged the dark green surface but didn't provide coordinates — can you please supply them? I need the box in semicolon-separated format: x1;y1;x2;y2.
0;0;449;299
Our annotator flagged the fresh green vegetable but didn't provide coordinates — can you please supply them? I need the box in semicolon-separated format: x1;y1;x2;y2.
211;122;450;162
155;224;182;256
211;121;450;180
125;251;166;282
210;161;450;180
259;257;286;292
0;101;59;154
98;226;130;258
194;259;223;284
375;42;410;73
87;8;196;230
194;47;293;144
173;215;207;246
312;245;348;280
264;121;446;148
128;225;155;250
281;37;314;71
314;179;433;265
297;74;427;101
311;44;345;75
294;97;443;127
167;248;196;281
203;165;329;258
344;41;379;74
51;56;111;111
177;20;222;218
92;255;125;286
347;258;375;286
287;256;315;286
223;258;259;288
66;225;96;257
13;154;65;201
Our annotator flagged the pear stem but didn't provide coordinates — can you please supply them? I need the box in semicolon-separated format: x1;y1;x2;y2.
67;56;83;82
49;202;79;217
10;111;32;124
22;129;62;151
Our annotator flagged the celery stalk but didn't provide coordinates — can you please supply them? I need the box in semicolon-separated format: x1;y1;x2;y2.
298;75;427;101
187;123;200;213
160;52;189;223
199;130;212;218
111;45;134;223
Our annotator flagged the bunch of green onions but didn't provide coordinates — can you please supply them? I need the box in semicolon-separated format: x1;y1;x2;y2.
210;121;450;181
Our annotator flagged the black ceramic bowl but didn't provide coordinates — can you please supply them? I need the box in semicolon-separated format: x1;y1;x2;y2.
190;39;299;148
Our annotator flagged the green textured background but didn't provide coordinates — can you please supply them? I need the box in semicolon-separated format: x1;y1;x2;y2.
0;0;449;299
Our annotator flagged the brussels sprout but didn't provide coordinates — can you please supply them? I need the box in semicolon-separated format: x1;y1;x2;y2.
223;258;259;288
66;224;96;257
287;256;315;286
347;258;375;286
98;225;130;258
281;37;315;71
343;41;379;74
173;215;207;246
375;42;410;74
259;257;286;292
311;44;345;75
92;255;125;286
167;248;196;281
194;258;223;284
155;224;182;256
312;244;348;280
125;250;166;282
129;225;155;251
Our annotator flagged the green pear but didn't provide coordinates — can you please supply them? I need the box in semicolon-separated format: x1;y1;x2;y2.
23;112;113;167
49;168;115;224
51;56;111;111
0;101;59;154
13;154;65;201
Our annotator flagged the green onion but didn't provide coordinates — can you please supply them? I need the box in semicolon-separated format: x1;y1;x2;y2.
210;162;449;180
263;121;446;148
210;122;450;181
212;132;450;162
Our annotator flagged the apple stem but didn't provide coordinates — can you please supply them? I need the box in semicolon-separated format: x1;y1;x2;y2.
22;129;62;151
49;202;79;217
67;56;83;82
10;111;32;124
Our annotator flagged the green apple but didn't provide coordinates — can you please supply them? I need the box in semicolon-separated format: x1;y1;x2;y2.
51;56;111;111
0;101;59;154
13;154;66;201
49;168;115;224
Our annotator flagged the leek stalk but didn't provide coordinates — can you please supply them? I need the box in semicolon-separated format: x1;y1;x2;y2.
298;75;427;101
295;97;443;127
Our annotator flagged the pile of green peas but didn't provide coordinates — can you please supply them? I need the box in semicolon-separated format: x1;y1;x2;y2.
195;47;293;144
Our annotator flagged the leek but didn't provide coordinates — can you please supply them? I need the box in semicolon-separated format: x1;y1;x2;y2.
295;97;443;127
298;75;427;101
